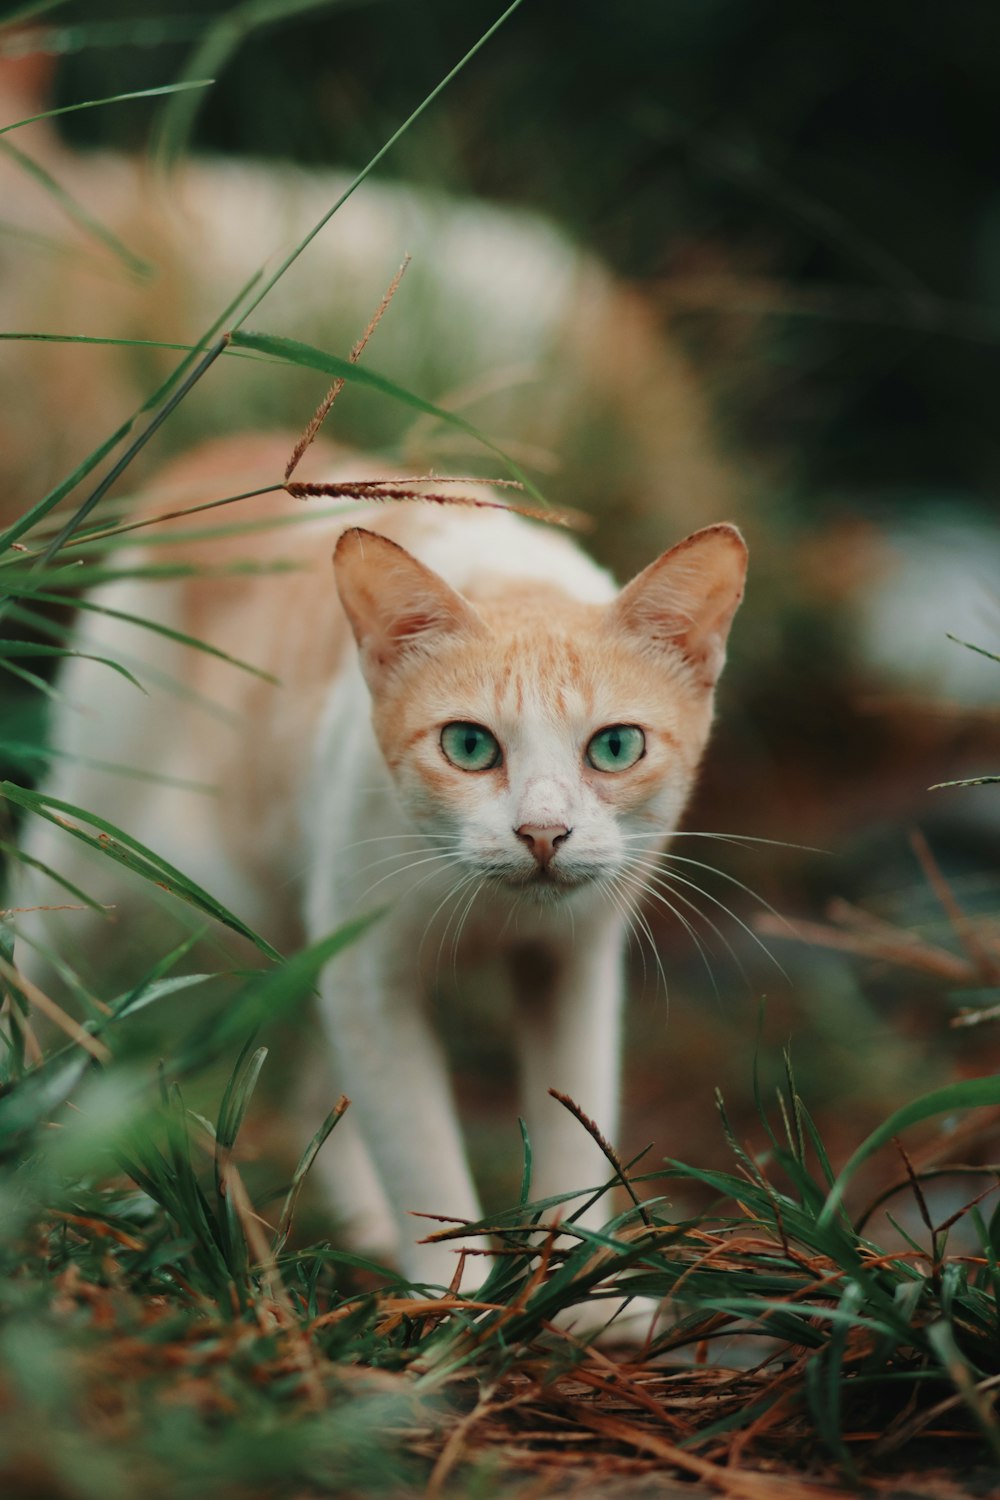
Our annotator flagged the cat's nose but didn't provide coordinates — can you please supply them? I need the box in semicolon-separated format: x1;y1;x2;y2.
515;824;571;868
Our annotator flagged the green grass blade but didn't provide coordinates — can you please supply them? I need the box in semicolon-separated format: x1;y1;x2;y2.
0;837;107;915
272;1093;350;1255
6;0;526;582
0;80;214;138
7;269;262;573
930;775;1000;789
947;634;1000;666
173;910;383;1073
0;0;66;27
230;0;528;329
0;658;70;701
0;421;131;554
517;1117;533;1208
217;1037;268;1152
0;137;152;277
13;590;278;682
0;781;282;962
0;737;216;793
111;973;216;1023
926;1320;1000;1461
153;0;344;165
229;329;542;499
819;1074;1000;1228
32;342;230;567
0;332;203;353
0;640;146;692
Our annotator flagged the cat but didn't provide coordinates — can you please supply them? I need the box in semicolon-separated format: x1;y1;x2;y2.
14;432;747;1289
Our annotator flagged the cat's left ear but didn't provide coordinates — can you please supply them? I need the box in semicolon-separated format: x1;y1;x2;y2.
334;527;483;685
613;523;748;688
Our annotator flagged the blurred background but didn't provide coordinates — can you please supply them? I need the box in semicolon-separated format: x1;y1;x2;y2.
2;0;1000;1233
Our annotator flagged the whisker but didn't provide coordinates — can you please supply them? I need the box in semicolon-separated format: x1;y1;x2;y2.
356;849;460;903
599;873;658;999
338;831;459;855
615;872;669;999
655;849;797;937
449;874;490;977
629;864;740;990
427;868;482;977
620;826;827;856
639;863;788;979
625;859;724;999
357;844;462;877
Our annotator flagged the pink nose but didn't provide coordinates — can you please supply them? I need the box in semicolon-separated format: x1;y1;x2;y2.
515;824;571;868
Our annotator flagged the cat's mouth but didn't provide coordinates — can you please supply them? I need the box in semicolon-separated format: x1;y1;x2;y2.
504;864;595;897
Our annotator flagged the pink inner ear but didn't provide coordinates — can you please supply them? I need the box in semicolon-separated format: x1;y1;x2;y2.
387;607;449;643
334;527;482;676
615;524;747;685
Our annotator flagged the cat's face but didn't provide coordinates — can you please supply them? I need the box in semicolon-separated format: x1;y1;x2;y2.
334;523;747;901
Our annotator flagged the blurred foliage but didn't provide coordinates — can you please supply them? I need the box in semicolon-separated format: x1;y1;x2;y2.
2;948;1000;1495
46;0;1000;511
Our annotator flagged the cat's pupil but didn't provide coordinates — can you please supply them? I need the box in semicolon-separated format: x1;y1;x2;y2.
464;730;478;755
608;730;622;758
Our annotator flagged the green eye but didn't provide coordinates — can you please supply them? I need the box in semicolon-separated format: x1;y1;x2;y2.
440;722;502;772
586;725;645;772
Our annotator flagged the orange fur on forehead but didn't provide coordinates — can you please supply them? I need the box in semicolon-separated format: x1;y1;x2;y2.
368;583;713;765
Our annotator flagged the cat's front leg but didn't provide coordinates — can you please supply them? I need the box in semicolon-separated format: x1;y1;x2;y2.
510;913;665;1342
315;937;486;1291
510;910;627;1229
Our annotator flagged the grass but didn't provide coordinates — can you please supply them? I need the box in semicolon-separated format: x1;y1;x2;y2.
2;964;1000;1497
2;5;1000;1495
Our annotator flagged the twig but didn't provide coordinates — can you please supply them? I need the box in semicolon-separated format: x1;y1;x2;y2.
548;1089;653;1228
892;1135;935;1238
910;828;1000;983
285;255;412;481
285;476;580;530
855;1162;1000;1233
754;912;974;984
0;954;109;1062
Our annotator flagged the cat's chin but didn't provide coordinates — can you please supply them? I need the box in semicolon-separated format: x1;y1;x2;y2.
501;867;598;902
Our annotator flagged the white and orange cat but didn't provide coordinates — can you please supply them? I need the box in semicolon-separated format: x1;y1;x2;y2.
16;434;747;1287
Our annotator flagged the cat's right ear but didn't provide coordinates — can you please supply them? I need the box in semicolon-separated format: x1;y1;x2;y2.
334;528;482;684
612;522;748;689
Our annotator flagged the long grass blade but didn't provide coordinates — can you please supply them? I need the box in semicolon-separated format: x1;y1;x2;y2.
229;330;542;498
0;80;214;137
0;137;152;276
0;781;282;961
819;1074;1000;1228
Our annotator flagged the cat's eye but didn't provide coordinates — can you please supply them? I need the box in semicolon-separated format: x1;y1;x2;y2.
440;721;502;772
586;724;645;773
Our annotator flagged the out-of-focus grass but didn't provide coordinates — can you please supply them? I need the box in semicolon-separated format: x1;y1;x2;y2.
2;960;1000;1496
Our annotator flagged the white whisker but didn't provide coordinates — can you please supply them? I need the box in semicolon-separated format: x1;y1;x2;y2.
617;874;669;999
356;848;461;903
619;827;827;856
338;831;458;855
657;849;797;937
624;858;724;998
639;862;788;979
629;864;740;990
426;868;482;978
449;874;490;976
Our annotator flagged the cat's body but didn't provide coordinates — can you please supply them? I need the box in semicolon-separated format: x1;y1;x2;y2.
16;434;747;1286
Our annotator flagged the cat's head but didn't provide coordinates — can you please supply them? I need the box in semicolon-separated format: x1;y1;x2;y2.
333;522;747;901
